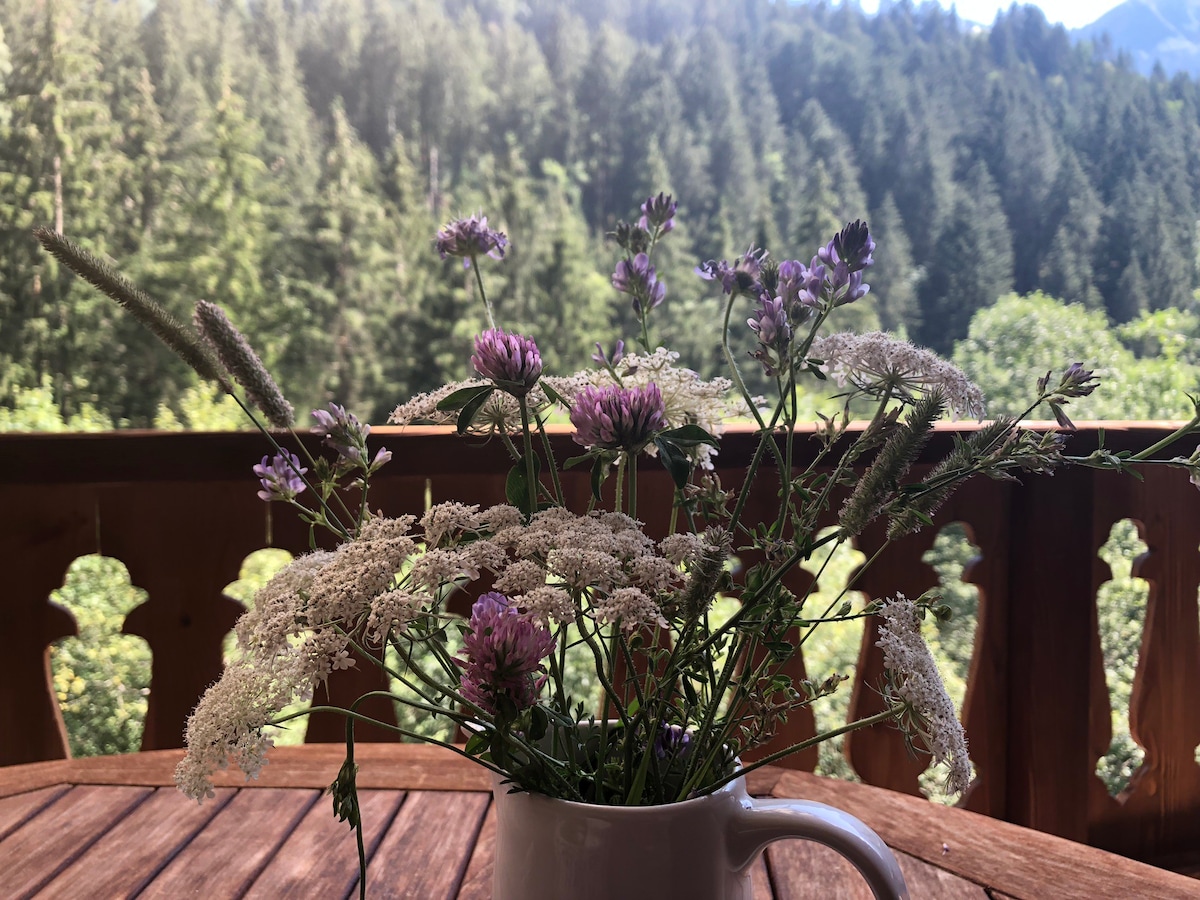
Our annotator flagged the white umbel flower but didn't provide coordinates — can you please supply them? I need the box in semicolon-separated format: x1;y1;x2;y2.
875;593;973;795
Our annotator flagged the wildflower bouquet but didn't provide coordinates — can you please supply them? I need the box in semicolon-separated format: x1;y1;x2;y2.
34;196;1200;869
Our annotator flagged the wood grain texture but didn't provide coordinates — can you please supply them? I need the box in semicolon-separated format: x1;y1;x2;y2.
0;784;69;841
0;784;151;897
455;800;496;900
0;758;73;798
773;770;1200;899
246;789;405;898
769;840;987;899
137;788;319;898
364;790;490;898
38;787;236;898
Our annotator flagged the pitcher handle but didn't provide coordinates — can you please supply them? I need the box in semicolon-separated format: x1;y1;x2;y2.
728;794;910;900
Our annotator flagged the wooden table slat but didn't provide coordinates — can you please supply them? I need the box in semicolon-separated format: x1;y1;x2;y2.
137;788;320;898
245;789;406;899
38;787;237;898
365;791;490;899
773;770;1200;900
454;801;495;900
0;784;152;897
0;784;69;842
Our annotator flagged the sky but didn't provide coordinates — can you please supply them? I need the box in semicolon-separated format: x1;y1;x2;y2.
855;0;1128;30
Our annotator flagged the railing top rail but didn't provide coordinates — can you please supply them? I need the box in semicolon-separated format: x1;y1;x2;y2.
2;421;1194;485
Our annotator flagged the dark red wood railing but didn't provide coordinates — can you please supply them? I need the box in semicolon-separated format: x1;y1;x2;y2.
4;423;1199;867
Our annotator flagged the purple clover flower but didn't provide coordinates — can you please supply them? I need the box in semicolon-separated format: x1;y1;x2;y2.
637;192;677;234
457;593;555;716
311;403;390;469
695;246;768;298
253;452;307;502
570;383;666;452
612;253;667;315
471;328;543;396
435;215;508;269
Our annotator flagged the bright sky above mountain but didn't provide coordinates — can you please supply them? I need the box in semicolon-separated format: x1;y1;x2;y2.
856;1;1127;30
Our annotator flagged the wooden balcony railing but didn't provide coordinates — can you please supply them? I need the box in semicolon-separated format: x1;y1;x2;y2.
4;424;1200;869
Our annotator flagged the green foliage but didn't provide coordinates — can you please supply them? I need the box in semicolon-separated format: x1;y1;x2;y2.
0;0;1198;426
49;556;151;757
953;292;1200;420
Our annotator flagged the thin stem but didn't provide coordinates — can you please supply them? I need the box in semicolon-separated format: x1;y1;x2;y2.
472;259;496;329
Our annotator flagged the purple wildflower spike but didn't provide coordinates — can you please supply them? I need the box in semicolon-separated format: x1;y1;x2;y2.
612;253;667;314
637;192;677;234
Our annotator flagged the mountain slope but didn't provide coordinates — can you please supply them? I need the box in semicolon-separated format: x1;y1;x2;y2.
1076;0;1200;75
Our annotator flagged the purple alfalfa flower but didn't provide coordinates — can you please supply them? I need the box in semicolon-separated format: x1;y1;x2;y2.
817;221;874;306
637;192;677;234
695;246;768;298
471;328;543;396
612;253;667;315
311;404;392;471
435;215;508;269
253;452;307;502
457;592;555;716
592;339;632;372
776;259;823;313
653;723;694;761
570;383;666;452
818;219;876;273
748;294;791;376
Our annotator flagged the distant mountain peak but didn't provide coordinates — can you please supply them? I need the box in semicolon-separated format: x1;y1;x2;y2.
1075;0;1200;75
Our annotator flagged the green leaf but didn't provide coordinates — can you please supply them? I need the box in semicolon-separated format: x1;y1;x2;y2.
463;732;489;755
654;437;692;490
657;424;720;448
590;456;609;501
437;384;493;412
456;386;496;435
563;453;594;470
541;381;570;408
528;705;549;743
505;455;542;514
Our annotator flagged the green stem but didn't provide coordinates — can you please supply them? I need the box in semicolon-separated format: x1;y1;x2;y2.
472;258;496;329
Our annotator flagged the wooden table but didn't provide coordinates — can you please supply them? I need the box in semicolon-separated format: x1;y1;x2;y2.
1;744;1196;899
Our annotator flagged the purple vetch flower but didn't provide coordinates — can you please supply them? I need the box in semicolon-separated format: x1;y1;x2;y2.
570;383;666;452
637;192;677;234
435;215;508;269
612;253;667;315
253;452;307;502
695;246;768;298
471;328;543;396
457;592;555;716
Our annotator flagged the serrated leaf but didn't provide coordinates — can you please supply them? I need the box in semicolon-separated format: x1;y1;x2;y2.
437;384;494;412
457;386;496;434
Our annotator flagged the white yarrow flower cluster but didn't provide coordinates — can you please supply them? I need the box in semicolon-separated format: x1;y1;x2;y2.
813;332;985;419
875;593;973;795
